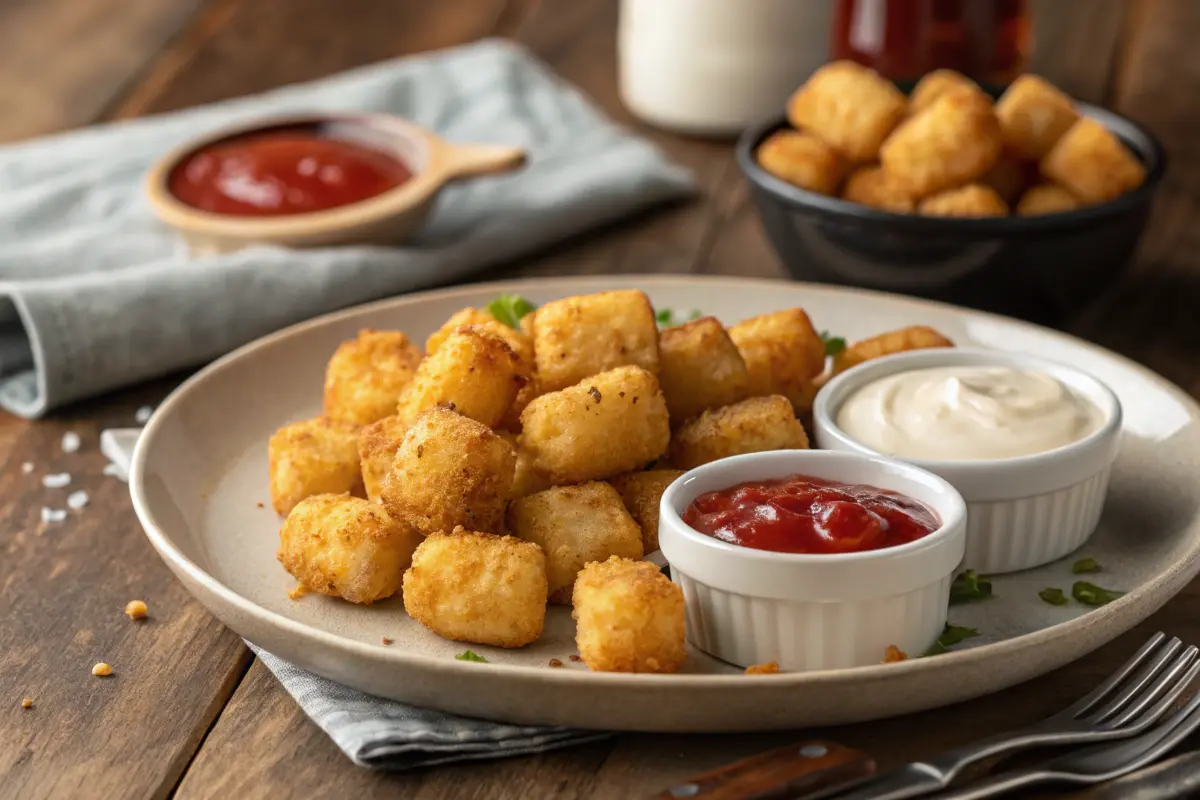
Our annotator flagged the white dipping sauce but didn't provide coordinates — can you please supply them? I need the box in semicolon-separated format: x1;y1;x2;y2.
837;366;1104;460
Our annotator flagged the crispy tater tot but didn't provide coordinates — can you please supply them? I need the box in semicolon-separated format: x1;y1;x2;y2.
323;330;422;426
841;165;916;213
395;326;524;429
908;69;985;115
380;407;515;537
425;308;496;354
572;556;686;674
608;469;683;554
357;414;407;502
755;130;845;196
918;184;1009;218
658;317;751;424
880;90;1003;198
1041;117;1146;205
277;494;421;604
532;290;660;393
786;60;907;163
980;151;1031;205
995;75;1079;161
1016;183;1081;216
497;431;552;499
728;309;826;415
669;395;809;470
507;482;643;603
269;416;364;516
520;366;670;485
403;528;547;647
832;325;955;375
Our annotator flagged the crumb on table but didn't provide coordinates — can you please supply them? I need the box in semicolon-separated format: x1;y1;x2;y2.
256;502;264;509
21;698;33;709
381;637;394;645
549;658;563;668
745;662;780;675
883;645;908;663
568;654;581;663
92;663;113;677
124;600;148;620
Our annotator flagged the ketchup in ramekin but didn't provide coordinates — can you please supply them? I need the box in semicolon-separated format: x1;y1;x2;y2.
681;473;940;555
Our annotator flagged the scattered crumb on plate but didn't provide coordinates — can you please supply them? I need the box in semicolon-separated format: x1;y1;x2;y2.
883;645;908;663
135;406;154;424
125;600;148;620
549;658;564;668
256;502;264;509
61;432;81;453
42;473;71;489
21;698;33;709
91;663;113;677
67;491;89;510
40;508;67;524
568;655;582;663
382;637;394;645
745;662;780;675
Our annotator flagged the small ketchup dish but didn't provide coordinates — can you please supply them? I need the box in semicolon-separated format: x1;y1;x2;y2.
145;114;526;255
658;449;966;672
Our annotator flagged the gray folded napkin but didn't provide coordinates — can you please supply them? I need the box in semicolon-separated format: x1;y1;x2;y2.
253;648;609;769
0;39;693;418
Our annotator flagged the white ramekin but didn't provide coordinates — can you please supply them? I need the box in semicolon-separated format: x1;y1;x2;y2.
813;348;1123;575
658;450;967;672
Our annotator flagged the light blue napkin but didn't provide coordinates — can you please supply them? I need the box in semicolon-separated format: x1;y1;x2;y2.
0;39;693;418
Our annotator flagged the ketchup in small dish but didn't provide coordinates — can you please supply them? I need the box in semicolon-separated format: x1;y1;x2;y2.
168;125;413;216
681;473;940;555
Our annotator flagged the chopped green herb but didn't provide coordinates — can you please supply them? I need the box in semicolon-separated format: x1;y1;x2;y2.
655;308;703;328
820;330;847;357
1039;587;1069;606
923;623;980;656
950;570;994;604
486;294;538;329
1072;557;1102;574
455;649;489;663
1073;581;1124;607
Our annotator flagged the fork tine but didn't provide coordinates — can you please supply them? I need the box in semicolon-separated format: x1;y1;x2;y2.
1079;636;1183;723
1104;646;1200;729
1061;633;1170;718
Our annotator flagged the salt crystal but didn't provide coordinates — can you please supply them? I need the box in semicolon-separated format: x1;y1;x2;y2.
21;462;33;474
135;406;153;424
61;431;80;453
42;473;71;489
41;507;67;524
67;491;89;510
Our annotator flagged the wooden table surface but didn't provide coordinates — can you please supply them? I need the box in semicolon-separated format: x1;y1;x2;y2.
3;0;1199;797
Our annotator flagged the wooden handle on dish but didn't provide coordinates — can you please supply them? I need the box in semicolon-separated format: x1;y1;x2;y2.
646;740;876;800
439;142;527;179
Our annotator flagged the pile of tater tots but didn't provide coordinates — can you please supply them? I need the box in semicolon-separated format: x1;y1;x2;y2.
267;289;953;673
757;61;1147;217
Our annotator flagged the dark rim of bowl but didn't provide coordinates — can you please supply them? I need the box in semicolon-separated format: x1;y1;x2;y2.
736;101;1168;236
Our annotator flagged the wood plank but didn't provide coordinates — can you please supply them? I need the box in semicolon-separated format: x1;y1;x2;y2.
0;0;204;142
1029;0;1131;105
0;379;251;800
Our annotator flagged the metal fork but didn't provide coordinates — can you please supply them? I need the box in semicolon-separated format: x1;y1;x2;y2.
830;633;1200;800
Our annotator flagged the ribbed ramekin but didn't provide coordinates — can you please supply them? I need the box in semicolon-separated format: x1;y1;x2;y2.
814;348;1122;575
658;450;966;672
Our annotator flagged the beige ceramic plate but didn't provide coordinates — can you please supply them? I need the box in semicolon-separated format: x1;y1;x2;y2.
130;276;1200;732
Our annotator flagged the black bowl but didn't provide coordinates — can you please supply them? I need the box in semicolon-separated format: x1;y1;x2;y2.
736;104;1167;324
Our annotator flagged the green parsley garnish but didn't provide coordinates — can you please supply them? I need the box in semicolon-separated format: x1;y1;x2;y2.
655;308;703;328
486;294;538;329
1073;581;1124;607
949;570;994;604
455;649;489;663
1039;587;1069;606
923;623;980;657
820;330;847;357
1072;557;1102;574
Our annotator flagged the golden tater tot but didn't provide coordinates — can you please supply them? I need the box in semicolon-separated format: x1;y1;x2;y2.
918;184;1009;218
532;290;660;393
573;556;686;674
786;60;907;163
880;91;1003;198
728;309;826;415
658;317;751;424
841;165;916;213
908;69;985;115
380;407;515;537
277;494;421;604
832;325;955;374
507;482;643;603
357;415;407;503
669;395;809;470
395;327;524;429
608;469;683;554
323;330;422;426
425;308;496;354
1041;117;1146;205
1016;183;1081;216
497;431;551;499
995;75;1079;161
520;366;670;485
755;130;845;196
403;528;547;648
269;417;364;516
980;151;1031;205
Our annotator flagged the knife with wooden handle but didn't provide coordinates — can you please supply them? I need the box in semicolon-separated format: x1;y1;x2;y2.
646;740;876;800
1060;749;1200;800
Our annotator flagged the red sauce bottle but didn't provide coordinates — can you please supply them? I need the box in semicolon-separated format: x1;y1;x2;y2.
831;0;1031;84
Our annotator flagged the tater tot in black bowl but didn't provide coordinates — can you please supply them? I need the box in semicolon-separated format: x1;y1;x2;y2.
737;62;1167;323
